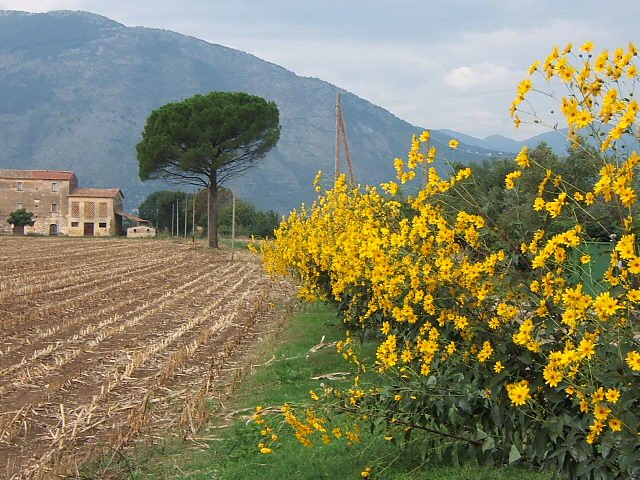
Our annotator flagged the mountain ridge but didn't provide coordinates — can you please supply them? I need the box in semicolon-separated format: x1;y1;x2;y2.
0;10;564;213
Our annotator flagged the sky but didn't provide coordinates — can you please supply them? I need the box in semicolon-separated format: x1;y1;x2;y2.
0;1;638;140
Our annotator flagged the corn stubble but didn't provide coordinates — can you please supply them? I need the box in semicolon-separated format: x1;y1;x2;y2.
0;236;294;479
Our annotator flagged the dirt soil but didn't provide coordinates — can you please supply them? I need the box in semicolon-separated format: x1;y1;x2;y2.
0;236;294;479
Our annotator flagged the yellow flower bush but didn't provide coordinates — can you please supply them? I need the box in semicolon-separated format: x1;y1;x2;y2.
256;43;640;479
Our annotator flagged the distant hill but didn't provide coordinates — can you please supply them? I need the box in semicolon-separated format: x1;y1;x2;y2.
439;127;640;158
481;135;522;153
438;128;573;155
0;10;515;214
3;10;594;214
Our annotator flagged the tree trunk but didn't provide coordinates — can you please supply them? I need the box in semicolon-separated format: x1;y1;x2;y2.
207;173;219;248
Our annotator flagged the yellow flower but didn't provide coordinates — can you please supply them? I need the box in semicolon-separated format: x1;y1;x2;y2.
446;341;457;354
361;467;372;478
580;254;591;264
448;139;459;149
605;388;621;403
593;404;611;421
593;291;620;319
515;146;530;168
313;170;323;192
626;350;640;371
505;170;522;190
507;380;531;406
615;234;636;259
581;41;595;53
592;387;606;403
628;289;640;303
580;398;590;413
609;418;622;432
258;443;273;454
401;348;413;363
494;361;504;373
585;192;595;205
543;364;563;387
477;341;494;363
528;61;540;75
628;256;640;274
618;186;637;207
595;50;608;71
577;338;596;359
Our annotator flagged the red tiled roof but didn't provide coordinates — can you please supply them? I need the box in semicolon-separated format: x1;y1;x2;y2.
0;169;76;180
69;188;124;199
116;210;150;224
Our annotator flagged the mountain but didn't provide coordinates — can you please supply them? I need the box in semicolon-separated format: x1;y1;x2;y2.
439;128;574;155
0;10;515;214
521;130;575;153
441;127;640;158
481;135;522;153
439;129;495;151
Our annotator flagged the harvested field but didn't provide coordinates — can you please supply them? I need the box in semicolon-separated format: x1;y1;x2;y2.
0;236;294;479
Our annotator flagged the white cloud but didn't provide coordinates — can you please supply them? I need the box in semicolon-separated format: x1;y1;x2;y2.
0;0;82;11
1;1;640;140
444;63;515;91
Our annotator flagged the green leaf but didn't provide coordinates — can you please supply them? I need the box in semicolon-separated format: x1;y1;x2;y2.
490;404;502;429
508;444;521;464
482;436;495;453
475;427;488;440
533;428;548;460
458;398;472;414
448;405;459;424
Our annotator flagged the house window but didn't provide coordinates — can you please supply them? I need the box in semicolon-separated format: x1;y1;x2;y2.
71;221;79;227
51;182;58;192
84;202;95;218
71;201;80;217
51;203;58;213
99;222;107;228
16;202;22;210
17;181;23;191
98;202;108;217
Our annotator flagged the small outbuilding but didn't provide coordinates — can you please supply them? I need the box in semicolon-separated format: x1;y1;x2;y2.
121;211;156;238
127;225;156;238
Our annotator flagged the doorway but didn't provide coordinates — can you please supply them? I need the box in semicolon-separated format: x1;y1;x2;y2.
83;222;94;236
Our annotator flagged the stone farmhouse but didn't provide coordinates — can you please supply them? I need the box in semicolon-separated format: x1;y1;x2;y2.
0;169;127;236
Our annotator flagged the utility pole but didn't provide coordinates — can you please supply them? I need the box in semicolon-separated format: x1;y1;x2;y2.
335;92;340;183
230;180;236;261
334;92;355;185
176;198;180;238
184;192;187;238
171;202;175;236
192;189;196;243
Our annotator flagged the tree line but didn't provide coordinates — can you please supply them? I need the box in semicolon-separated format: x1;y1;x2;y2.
137;188;280;238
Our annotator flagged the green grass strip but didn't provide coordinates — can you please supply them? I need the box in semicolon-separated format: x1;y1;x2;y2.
83;302;551;479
